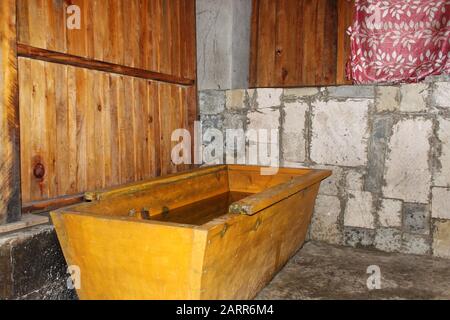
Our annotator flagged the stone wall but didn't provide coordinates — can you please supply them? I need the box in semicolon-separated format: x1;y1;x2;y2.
199;76;450;258
0;225;75;299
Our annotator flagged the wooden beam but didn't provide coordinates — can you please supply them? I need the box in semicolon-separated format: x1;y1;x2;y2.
0;0;21;224
22;194;85;214
17;44;196;86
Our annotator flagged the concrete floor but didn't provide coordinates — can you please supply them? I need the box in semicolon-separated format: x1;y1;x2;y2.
257;242;450;300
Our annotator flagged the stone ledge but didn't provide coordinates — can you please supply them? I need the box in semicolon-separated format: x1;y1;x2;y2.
0;214;49;235
0;224;75;300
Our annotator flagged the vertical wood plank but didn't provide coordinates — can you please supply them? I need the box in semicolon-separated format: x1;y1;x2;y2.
336;0;354;85
102;73;112;187
18;58;31;204
121;77;136;183
133;78;144;182
275;0;298;86
66;64;77;194
249;0;260;87
29;60;46;201
44;62;57;199
75;67;87;193
108;74;120;187
256;0;277;87
17;0;30;45
93;71;105;189
85;70;96;190
65;0;87;57
322;0;338;85
314;0;325;84
55;61;68;196
150;81;162;177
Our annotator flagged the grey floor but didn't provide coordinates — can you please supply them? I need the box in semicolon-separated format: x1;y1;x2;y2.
257;242;450;300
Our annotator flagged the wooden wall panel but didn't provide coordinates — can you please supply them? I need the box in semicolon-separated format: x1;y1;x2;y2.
17;0;197;80
19;58;192;204
0;0;22;223
250;0;354;87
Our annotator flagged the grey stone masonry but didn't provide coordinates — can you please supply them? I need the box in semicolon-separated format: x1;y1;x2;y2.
199;77;450;259
0;225;76;300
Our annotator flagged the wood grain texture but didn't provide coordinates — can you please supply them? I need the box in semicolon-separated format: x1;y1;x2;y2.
17;0;197;80
14;0;198;208
336;0;355;85
0;0;21;224
250;0;354;87
19;58;193;203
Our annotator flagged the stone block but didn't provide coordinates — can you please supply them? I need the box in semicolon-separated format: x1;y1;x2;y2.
281;101;308;163
201;114;223;133
433;220;450;259
10;226;73;298
223;113;246;130
0;225;76;300
312;165;343;196
283;163;342;191
344;227;376;248
365;115;394;193
434;118;450;187
226;90;247;110
401;233;431;255
199;90;226;115
247;108;280;138
311;99;370;166
344;191;375;229
375;86;400;112
432;187;450;219
310;195;343;245
255;88;283;109
399;83;429;112
344;169;365;192
383;118;432;203
374;228;402;253
224;114;247;164
433;82;450;108
247;108;280;166
327;85;375;99
403;203;430;235
378;199;403;228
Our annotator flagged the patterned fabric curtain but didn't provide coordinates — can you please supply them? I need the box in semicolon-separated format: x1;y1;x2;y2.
348;0;450;84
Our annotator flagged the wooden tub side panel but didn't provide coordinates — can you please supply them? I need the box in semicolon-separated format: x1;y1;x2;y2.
51;212;207;300
200;183;321;300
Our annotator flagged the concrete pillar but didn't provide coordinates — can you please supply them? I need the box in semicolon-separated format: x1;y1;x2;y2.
196;0;252;90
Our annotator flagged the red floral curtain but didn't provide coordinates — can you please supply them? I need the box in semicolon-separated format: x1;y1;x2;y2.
348;0;450;84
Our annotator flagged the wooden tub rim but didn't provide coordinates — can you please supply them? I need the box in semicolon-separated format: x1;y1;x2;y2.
51;166;331;231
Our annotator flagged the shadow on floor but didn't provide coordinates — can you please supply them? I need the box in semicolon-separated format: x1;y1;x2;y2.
257;242;450;300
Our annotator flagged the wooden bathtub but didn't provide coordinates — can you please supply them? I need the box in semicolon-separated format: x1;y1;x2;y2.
51;165;331;300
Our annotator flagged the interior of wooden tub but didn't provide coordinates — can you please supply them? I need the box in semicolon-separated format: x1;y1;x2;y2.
65;165;312;226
